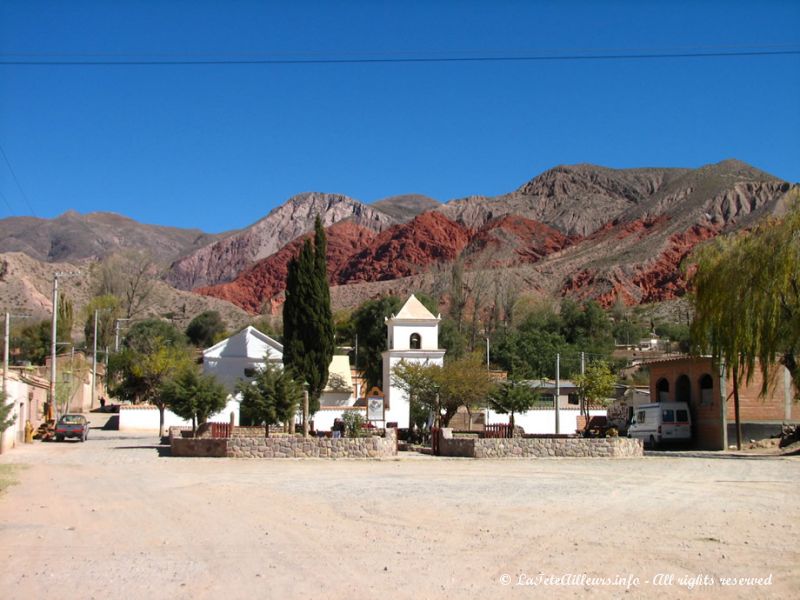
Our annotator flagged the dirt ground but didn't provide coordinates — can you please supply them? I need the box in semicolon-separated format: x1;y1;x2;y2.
0;424;797;600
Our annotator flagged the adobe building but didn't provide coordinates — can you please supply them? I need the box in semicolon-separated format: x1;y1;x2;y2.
646;356;798;450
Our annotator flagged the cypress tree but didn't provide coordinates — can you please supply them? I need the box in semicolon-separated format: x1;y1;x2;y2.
282;216;334;412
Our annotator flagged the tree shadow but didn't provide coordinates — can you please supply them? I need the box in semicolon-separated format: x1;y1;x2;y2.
112;444;171;457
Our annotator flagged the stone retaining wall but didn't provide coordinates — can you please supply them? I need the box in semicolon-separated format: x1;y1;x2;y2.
171;437;227;457
439;435;642;458
227;433;397;458
168;428;398;459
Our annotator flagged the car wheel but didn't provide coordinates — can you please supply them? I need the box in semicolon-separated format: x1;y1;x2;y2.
649;435;657;450
56;435;64;442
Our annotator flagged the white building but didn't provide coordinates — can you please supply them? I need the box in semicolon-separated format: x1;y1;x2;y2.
382;295;446;428
202;326;284;392
201;326;360;431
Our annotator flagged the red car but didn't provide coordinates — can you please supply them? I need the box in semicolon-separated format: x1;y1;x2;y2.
55;414;89;442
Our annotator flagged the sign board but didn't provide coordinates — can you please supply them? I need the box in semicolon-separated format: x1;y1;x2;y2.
366;386;385;422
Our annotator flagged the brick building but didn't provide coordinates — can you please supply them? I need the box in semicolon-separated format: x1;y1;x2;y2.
646;356;798;450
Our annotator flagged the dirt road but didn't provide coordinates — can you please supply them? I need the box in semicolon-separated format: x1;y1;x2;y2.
0;427;797;599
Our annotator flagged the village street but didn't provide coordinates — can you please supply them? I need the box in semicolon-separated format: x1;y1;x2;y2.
0;424;797;600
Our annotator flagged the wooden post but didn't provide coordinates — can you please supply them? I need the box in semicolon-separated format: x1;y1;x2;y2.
303;389;309;438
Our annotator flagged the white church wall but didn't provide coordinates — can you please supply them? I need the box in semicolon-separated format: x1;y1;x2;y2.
390;323;439;351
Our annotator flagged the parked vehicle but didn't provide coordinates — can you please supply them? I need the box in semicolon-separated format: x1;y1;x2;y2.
627;402;691;449
55;414;89;442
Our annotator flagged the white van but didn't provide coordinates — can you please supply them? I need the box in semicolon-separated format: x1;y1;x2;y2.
627;402;691;448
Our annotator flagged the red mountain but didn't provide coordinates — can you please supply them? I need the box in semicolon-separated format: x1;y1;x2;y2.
465;214;573;267
196;221;376;314
334;212;472;284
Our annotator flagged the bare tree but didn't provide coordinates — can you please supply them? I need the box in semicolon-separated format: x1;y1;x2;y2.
92;251;158;319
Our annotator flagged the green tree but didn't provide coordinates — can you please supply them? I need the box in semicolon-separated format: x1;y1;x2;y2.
573;360;617;428
57;295;74;342
391;360;440;429
439;317;468;359
122;319;188;354
493;324;566;379
161;367;228;434
16;320;51;365
488;380;540;429
352;296;403;390
690;202;800;446
391;353;493;427
560;299;614;356
282;216;335;411
185;310;227;348
109;319;192;437
235;359;303;436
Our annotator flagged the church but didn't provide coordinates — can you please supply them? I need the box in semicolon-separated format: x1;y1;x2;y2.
382;294;446;428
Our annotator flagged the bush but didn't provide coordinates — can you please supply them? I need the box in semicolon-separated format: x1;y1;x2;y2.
342;411;366;438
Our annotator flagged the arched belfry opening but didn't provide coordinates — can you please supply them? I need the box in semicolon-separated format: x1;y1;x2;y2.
409;333;421;350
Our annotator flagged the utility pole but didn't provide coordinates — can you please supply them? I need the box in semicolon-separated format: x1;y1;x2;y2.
555;353;561;434
49;275;58;421
302;382;310;439
92;310;99;410
1;313;8;452
3;313;9;402
114;318;131;352
49;271;80;421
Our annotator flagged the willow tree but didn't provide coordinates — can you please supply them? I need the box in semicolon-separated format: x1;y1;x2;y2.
690;200;800;446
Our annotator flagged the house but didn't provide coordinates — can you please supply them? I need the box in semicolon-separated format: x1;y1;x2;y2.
0;369;49;453
382;294;446;429
646;355;798;450
200;326;361;431
202;326;283;392
485;379;607;435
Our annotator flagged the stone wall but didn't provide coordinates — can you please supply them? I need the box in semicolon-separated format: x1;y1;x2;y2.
227;433;397;458
168;427;398;459
439;435;642;458
171;437;227;457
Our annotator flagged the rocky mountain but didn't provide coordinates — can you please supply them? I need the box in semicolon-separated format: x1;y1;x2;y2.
195;221;377;314
165;192;396;290
0;252;253;336
335;212;472;284
194;160;792;315
439;164;690;235
371;194;440;222
2;160;793;321
0;210;220;265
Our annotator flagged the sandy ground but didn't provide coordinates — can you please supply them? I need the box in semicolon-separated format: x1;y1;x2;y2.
0;423;797;600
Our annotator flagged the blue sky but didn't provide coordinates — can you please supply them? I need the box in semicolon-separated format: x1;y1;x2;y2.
1;0;798;233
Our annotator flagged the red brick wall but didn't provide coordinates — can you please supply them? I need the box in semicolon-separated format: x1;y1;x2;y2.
647;357;797;450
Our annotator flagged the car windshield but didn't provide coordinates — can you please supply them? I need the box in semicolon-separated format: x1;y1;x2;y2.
60;415;84;424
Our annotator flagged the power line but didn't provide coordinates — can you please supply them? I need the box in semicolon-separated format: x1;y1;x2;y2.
0;143;37;217
0;49;797;66
0;187;14;216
